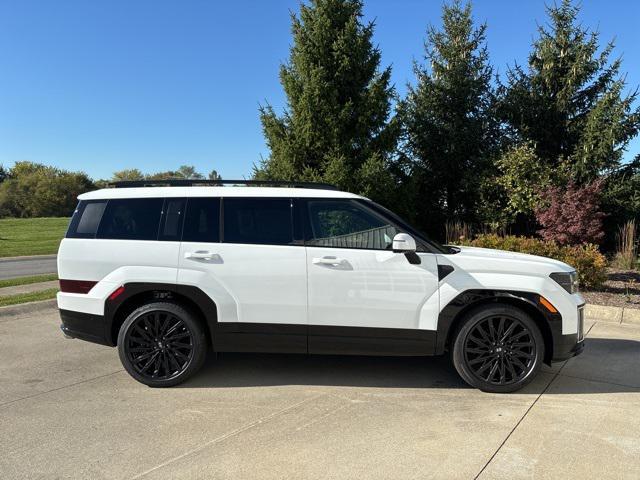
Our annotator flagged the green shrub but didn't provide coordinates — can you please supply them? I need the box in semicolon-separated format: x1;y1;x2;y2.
457;234;607;289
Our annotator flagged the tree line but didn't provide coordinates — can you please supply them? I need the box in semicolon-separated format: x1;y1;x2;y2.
256;0;640;249
1;0;638;251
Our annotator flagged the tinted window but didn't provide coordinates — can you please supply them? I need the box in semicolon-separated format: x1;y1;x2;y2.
96;198;163;240
223;198;292;245
158;198;186;241
182;197;220;242
306;199;400;250
66;200;107;238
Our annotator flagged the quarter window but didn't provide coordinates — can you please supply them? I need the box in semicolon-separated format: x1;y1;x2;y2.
305;199;400;250
66;200;107;238
96;198;164;240
223;198;293;245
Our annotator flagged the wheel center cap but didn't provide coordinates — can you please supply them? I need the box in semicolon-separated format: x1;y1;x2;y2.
496;347;503;353
157;341;164;349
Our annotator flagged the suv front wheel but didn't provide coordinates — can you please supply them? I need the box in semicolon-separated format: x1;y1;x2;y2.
452;304;544;393
117;302;207;387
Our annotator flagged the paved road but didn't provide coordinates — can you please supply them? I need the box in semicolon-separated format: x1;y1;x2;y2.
0;255;57;280
1;306;639;479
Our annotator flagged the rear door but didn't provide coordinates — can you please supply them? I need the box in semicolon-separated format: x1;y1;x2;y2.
178;196;307;352
303;199;440;355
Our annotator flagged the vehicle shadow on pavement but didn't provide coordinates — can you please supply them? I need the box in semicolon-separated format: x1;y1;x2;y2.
178;338;640;393
181;352;468;390
546;337;640;395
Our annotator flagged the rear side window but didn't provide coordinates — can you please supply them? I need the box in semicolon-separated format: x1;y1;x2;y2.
67;200;107;238
223;198;293;245
182;197;220;242
158;198;186;242
96;198;164;240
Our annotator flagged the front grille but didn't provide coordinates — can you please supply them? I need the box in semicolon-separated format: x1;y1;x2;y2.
577;307;585;342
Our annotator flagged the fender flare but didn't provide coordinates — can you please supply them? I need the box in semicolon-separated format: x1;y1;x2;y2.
435;289;561;362
104;283;218;346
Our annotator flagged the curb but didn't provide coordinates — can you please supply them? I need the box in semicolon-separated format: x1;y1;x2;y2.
0;254;57;262
584;303;640;326
0;298;57;318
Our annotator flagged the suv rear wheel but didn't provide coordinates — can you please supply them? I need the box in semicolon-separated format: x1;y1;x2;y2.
452;304;544;393
117;302;207;387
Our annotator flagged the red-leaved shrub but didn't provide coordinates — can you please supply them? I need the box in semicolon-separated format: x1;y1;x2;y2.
535;180;605;246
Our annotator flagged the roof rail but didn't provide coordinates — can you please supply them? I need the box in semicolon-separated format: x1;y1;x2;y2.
108;179;338;190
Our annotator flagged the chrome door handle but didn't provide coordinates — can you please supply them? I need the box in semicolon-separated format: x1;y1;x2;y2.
185;250;216;260
312;256;345;266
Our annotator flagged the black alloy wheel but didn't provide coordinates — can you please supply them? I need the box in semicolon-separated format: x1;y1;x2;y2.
118;302;207;387
463;315;535;386
452;304;544;393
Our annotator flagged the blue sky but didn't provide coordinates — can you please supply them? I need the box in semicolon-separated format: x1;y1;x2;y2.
1;0;639;180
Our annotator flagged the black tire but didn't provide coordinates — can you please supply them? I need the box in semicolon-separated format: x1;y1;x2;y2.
451;304;545;393
117;302;207;387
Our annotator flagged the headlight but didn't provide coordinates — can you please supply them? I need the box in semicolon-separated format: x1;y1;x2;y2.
550;271;579;294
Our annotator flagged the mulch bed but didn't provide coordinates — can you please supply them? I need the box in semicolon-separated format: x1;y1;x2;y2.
582;268;640;308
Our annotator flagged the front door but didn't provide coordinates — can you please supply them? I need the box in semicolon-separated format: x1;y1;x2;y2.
303;199;440;355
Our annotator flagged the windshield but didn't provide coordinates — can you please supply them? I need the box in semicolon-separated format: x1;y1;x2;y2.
361;200;453;254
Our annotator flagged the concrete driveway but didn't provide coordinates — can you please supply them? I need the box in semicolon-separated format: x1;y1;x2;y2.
0;306;639;479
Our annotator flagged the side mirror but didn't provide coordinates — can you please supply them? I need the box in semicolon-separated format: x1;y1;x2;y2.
392;233;417;253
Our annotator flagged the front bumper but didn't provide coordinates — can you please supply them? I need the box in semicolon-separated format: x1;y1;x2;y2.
551;304;585;362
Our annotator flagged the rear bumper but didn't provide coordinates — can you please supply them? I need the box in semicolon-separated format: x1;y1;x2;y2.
59;309;112;346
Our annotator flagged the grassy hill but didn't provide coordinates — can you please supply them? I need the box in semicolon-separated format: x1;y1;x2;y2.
0;217;69;257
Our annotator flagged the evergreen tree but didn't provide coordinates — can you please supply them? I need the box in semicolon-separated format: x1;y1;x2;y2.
256;0;398;203
499;0;640;183
401;0;497;237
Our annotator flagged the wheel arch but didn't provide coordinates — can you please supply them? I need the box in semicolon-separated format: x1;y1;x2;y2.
437;290;557;365
105;283;218;347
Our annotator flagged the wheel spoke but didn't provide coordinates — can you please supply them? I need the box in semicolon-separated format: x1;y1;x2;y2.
139;351;159;372
488;320;498;342
505;358;518;379
497;317;505;339
500;322;516;343
486;360;499;382
468;354;492;366
165;331;191;341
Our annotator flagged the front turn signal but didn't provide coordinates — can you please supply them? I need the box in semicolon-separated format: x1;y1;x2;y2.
539;296;558;313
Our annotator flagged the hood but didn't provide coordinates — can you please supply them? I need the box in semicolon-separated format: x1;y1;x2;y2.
445;245;574;276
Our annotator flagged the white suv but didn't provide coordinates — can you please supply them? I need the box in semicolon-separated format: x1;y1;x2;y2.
57;180;585;393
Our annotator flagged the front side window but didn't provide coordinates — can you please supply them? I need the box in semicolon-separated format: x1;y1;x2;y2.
305;199;400;250
96;198;164;240
223;198;293;245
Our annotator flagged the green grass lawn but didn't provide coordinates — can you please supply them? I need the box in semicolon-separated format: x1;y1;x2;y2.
0;288;58;307
0;273;58;289
0;217;69;257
